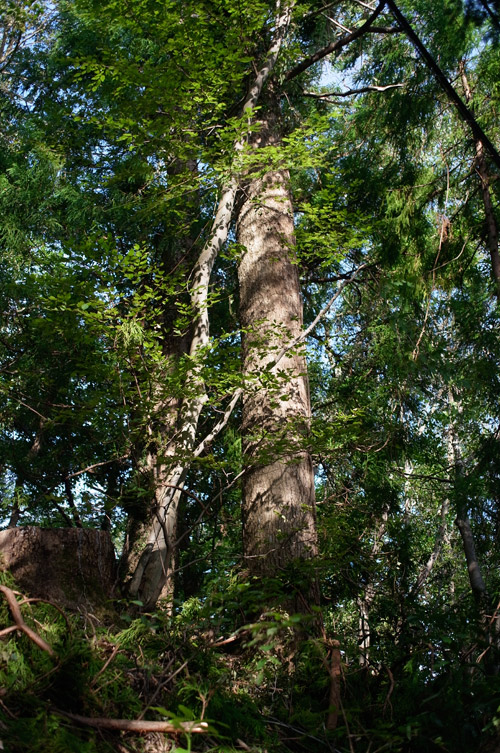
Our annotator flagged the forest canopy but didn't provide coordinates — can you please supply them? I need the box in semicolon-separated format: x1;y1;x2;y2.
1;1;500;751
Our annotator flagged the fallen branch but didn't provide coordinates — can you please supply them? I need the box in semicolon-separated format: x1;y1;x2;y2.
55;710;209;734
0;585;55;656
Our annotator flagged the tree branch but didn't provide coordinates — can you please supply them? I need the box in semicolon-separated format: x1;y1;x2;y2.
302;83;403;98
67;455;129;480
54;710;208;734
385;0;500;172
193;263;371;457
286;2;386;81
0;586;55;656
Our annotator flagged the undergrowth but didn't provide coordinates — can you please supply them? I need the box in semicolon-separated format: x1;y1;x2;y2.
0;570;499;753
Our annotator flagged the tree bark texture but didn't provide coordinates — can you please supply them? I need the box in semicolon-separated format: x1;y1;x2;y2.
237;102;317;579
121;160;196;610
0;527;116;610
124;5;294;609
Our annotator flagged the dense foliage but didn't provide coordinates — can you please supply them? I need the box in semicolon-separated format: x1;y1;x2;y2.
1;1;500;751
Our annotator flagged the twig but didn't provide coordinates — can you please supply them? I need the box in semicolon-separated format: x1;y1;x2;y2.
0;585;55;656
264;716;327;745
339;694;355;753
138;659;189;720
90;644;121;688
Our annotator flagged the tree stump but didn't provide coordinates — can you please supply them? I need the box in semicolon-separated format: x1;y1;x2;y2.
0;527;116;610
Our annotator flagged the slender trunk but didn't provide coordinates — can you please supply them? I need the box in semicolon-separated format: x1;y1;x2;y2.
125;4;294;609
236;97;317;597
357;584;375;668
63;476;83;528
448;395;488;605
357;506;388;666
412;496;450;596
412;479;450;597
460;61;500;296
121;157;195;609
8;480;22;527
447;391;500;671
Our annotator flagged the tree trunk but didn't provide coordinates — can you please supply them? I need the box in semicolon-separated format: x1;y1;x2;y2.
448;395;488;606
236;98;317;592
460;61;500;296
357;505;388;667
123;5;294;609
120;160;195;611
448;391;500;671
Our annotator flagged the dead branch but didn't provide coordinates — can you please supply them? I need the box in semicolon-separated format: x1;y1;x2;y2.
54;710;209;734
67;454;129;480
0;585;55;656
303;83;404;98
286;2;385;80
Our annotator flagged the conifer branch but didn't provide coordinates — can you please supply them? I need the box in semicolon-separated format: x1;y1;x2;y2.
385;0;500;171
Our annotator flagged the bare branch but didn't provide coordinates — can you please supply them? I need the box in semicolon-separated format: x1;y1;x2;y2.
67;455;129;480
54;710;209;734
323;14;353;33
385;0;500;172
0;586;55;656
303;83;404;98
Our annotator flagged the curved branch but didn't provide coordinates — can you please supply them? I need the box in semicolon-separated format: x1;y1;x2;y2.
303;83;404;98
0;585;55;656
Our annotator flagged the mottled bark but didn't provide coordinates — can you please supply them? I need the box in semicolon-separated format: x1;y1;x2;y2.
125;5;295;609
236;100;317;583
